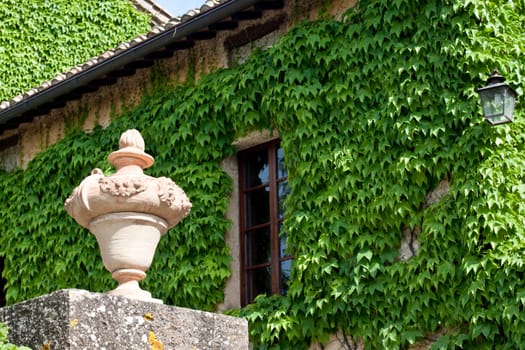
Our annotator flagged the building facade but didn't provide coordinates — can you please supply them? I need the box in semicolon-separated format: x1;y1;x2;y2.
1;0;525;348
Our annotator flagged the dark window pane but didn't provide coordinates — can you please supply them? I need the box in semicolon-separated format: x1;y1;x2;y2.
280;260;292;295
244;150;269;187
247;267;271;302
278;180;289;219
246;227;271;265
279;226;289;258
276;147;287;179
245;187;270;227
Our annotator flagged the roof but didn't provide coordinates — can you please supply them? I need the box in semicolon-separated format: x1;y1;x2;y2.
131;0;173;25
0;0;284;138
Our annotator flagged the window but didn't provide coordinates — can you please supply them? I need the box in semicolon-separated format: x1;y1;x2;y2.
238;139;291;305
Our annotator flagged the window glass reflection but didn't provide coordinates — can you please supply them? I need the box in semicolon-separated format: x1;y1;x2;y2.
245;150;269;187
280;260;292;295
277;147;287;179
245;187;270;227
246;227;271;265
278;181;289;219
247;267;271;302
279;227;289;258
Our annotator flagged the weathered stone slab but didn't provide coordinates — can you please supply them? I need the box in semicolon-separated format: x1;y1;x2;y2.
0;289;248;349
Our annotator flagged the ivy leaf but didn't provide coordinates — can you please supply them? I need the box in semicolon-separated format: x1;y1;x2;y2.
356;250;373;263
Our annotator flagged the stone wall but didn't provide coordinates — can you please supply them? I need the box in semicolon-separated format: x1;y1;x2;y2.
0;289;248;349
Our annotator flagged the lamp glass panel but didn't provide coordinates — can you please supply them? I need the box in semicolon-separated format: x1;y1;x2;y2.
480;88;505;118
503;87;516;121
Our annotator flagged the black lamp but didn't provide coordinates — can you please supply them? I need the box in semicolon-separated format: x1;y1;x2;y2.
476;69;517;125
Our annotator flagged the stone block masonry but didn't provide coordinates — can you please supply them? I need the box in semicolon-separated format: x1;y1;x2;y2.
0;289;248;349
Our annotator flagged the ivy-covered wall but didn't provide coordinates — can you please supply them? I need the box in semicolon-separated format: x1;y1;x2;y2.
1;0;525;348
0;0;150;102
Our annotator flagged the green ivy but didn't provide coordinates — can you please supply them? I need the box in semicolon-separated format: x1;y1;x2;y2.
0;323;31;350
1;0;525;348
0;0;150;102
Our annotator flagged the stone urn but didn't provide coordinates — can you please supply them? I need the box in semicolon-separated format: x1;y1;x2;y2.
65;129;191;303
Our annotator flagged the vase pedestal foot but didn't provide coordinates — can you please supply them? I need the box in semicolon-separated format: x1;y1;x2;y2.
109;269;162;303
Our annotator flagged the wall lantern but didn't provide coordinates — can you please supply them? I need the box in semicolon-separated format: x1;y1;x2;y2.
476;69;517;125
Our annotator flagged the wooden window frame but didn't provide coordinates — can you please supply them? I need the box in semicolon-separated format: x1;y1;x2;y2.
238;139;290;305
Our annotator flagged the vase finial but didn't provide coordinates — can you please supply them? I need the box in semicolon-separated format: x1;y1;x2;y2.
108;129;154;170
119;129;145;151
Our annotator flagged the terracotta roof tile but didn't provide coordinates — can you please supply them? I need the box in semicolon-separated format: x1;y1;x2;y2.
131;0;173;25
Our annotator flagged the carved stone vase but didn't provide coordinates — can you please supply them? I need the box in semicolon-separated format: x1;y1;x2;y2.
65;129;191;303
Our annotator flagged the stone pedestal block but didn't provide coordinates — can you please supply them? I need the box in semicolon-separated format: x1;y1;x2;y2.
0;289;248;349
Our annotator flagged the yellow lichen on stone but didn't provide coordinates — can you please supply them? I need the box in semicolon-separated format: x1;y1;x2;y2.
148;331;163;350
69;319;78;327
